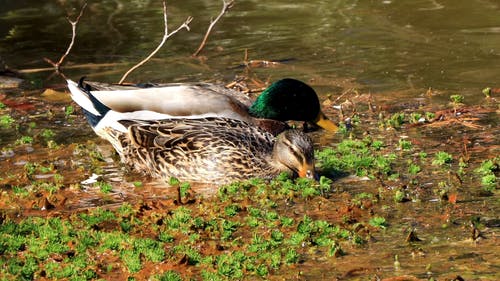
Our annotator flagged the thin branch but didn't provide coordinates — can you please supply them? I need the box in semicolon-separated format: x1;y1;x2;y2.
332;88;357;105
192;0;234;57
44;2;87;71
18;62;129;74
118;1;192;84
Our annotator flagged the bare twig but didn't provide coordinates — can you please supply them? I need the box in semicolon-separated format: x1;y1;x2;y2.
44;2;87;72
18;62;129;74
243;48;249;64
118;1;192;84
192;0;234;57
332;88;357;104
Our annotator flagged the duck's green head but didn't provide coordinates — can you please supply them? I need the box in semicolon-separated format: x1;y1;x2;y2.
248;78;338;132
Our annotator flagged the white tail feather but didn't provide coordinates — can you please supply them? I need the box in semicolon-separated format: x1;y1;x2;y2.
67;80;101;116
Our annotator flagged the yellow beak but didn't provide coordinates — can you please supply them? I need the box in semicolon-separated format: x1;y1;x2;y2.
314;111;338;132
298;163;318;180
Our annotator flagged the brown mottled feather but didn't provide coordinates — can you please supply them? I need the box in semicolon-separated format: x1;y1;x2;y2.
103;117;314;184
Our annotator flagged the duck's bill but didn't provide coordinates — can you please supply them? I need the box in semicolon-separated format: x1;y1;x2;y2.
298;164;319;181
314;111;338;132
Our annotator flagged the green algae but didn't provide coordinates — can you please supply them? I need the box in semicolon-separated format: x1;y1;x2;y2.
0;85;498;280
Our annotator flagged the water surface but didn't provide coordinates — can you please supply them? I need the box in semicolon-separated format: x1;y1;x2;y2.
1;0;499;100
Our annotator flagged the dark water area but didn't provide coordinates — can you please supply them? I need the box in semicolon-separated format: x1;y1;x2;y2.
1;0;500;100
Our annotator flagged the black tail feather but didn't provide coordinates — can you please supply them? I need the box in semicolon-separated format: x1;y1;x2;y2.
77;77;112;128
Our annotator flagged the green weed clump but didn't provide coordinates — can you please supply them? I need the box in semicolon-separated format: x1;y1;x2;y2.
432;151;453;166
39;128;56;144
156;270;183;281
317;139;396;179
15;136;33;145
385;112;405;129
64;105;74;118
369;216;388;229
474;157;499;194
398;139;412;150
0;114;15;129
95;181;113;193
450;94;464;104
0;217;97;280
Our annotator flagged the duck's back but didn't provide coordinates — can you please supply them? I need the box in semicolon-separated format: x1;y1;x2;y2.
114;117;278;184
86;81;254;122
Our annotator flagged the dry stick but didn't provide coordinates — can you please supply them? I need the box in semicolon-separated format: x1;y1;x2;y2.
332;88;356;105
118;1;193;84
19;62;129;74
44;2;87;72
192;0;234;57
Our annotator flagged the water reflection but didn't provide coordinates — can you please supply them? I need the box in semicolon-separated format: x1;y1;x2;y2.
1;1;499;99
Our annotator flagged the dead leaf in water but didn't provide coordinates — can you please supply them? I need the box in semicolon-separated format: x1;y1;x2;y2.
0;96;36;111
41;88;72;102
448;193;458;204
